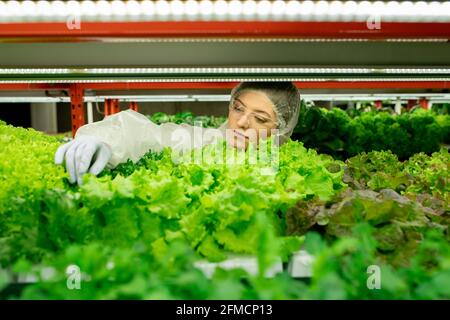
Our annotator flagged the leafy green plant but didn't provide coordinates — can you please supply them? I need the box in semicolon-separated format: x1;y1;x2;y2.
0;121;345;269
343;149;449;208
301;223;450;299
1;119;448;300
287;188;448;267
292;103;449;160
148;111;226;128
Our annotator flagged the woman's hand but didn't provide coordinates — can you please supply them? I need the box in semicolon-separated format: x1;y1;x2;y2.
54;136;112;185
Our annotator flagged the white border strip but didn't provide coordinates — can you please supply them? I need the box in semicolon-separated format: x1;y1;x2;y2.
0;67;449;75
0;1;449;23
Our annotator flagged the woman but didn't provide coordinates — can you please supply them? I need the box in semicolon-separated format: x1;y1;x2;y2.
55;82;301;185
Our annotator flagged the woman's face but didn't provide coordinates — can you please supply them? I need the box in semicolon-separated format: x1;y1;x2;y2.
227;90;278;150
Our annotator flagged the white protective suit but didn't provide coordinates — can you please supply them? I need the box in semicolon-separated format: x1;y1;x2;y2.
75;109;228;168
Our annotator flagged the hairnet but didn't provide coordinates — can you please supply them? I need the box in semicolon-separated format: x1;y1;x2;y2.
220;82;301;145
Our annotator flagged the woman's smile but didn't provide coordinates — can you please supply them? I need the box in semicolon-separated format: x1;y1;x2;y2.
233;130;249;140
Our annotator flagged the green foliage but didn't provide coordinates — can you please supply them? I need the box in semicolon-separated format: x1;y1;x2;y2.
148;111;226;128
0;121;70;265
1;119;448;300
293;104;449;160
0;121;346;298
293;188;447;265
344;149;449;207
302;224;450;299
0;121;67;211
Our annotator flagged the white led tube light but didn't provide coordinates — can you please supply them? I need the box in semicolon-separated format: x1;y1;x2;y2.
0;1;449;23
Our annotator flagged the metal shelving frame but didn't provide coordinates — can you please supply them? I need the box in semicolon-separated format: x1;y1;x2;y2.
0;2;449;135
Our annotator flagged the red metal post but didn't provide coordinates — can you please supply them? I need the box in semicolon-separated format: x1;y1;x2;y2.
104;99;111;116
129;101;138;112
419;97;429;109
111;99;120;114
69;84;85;137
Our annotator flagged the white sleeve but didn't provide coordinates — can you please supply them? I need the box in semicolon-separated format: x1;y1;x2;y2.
75;109;224;168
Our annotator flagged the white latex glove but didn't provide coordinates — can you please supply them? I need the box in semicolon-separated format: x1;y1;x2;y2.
54;136;112;185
